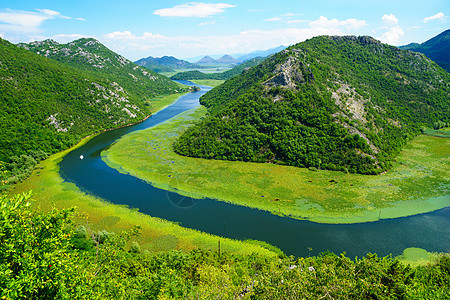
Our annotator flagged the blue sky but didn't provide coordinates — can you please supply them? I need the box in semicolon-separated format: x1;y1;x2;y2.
0;1;448;60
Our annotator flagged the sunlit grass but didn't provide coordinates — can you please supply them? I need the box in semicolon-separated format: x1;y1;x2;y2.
9;95;276;257
103;106;450;224
396;248;445;267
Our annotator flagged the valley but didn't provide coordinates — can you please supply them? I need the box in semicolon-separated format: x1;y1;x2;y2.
1;24;449;297
102;103;449;224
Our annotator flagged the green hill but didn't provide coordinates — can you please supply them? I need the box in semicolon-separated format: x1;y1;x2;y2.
174;35;450;174
134;55;199;73
0;38;186;184
400;29;450;72
18;38;185;98
170;57;265;81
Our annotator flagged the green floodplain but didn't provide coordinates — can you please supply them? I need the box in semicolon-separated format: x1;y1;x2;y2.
8;85;449;263
102;105;450;224
9;93;276;257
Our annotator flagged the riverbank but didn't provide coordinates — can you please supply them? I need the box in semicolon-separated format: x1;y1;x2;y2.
103;106;449;224
9;92;275;257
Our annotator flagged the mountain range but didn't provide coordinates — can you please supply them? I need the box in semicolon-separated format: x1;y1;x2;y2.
399;29;450;72
171;57;265;81
1;38;186;184
134;55;199;73
196;55;239;65
174;35;449;175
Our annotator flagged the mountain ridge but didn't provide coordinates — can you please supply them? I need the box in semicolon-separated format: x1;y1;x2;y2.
399;29;450;72
1;37;187;184
174;35;449;174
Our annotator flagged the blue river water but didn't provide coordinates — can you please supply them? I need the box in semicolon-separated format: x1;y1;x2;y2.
59;81;450;258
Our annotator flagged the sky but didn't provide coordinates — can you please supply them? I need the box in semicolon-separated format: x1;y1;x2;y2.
0;1;448;61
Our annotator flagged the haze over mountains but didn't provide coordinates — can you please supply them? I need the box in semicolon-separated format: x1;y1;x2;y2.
134;45;287;73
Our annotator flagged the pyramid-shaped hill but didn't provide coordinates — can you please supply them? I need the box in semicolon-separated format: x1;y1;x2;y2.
196;56;216;64
174;35;450;175
216;55;239;64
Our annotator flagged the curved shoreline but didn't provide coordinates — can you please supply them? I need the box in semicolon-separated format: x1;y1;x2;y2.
9;91;276;257
102;106;450;224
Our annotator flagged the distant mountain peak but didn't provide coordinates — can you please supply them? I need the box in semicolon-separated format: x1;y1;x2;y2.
196;55;216;64
216;55;238;64
174;35;450;175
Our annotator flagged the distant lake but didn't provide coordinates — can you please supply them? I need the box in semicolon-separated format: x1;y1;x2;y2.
59;81;450;258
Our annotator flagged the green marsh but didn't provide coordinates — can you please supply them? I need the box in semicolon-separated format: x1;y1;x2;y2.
103;106;450;223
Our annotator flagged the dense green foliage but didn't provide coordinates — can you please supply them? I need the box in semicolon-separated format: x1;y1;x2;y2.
171;57;264;81
1;192;449;299
19;38;186;99
400;29;450;72
174;35;450;174
0;38;186;186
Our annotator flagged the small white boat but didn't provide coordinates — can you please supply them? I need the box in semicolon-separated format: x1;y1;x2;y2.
79;155;84;160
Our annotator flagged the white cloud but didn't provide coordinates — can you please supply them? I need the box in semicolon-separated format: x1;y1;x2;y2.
265;17;282;22
153;2;234;18
378;14;404;45
52;33;90;43
102;16;369;60
423;12;445;23
198;20;216;26
285;20;309;24
309;16;367;30
104;31;164;40
265;12;308;24
0;8;83;35
282;13;303;17
381;14;398;26
75;17;86;21
379;26;404;45
36;9;61;17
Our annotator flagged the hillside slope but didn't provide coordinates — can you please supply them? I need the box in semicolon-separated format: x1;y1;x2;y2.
400;29;450;72
134;55;199;73
174;35;450;174
0;38;185;184
19;38;185;100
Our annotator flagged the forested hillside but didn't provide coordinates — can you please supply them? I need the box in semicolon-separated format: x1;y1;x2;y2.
19;38;185;98
170;57;264;81
134;55;199;73
400;29;450;72
174;35;450;174
0;38;186;185
1;192;449;299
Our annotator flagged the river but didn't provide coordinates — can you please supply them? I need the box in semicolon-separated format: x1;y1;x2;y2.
59;81;450;258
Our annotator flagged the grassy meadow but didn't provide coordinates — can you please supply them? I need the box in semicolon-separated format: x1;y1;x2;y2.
103;106;449;224
191;79;225;87
8;93;276;257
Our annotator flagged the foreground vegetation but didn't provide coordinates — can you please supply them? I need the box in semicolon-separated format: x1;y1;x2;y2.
7;131;273;258
1;192;449;299
103;106;449;223
174;36;449;175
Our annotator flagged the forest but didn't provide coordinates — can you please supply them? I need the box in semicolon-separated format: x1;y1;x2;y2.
1;192;449;299
0;38;186;188
174;36;450;174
